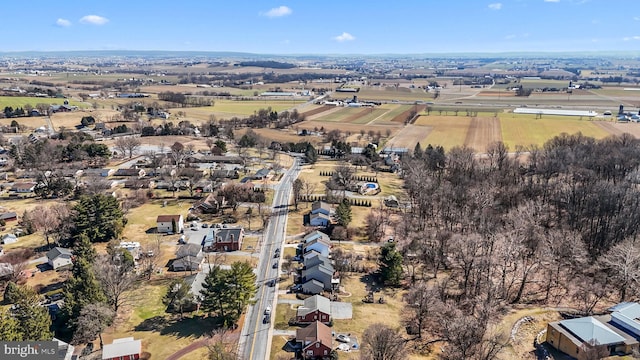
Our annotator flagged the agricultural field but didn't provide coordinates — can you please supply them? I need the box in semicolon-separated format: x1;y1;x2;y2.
0;96;84;109
355;86;434;102
168;99;305;121
499;114;611;149
413;115;473;151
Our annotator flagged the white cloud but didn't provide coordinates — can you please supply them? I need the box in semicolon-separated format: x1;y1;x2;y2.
56;18;71;27
262;6;292;18
488;3;502;10
623;36;640;41
333;32;355;42
79;15;109;25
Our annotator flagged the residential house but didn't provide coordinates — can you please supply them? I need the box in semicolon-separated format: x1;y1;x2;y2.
0;212;17;222
210;169;239;179
47;247;73;270
301;279;325;295
251;168;271;180
0;263;13;279
83;168;115;177
203;227;244;252
384;195;399;208
115;168;146;178
156;214;184;233
102;337;142;360
303;231;331;245
546;302;640;360
1;234;18;245
119;242;141;260
296;295;332;325
50;104;78;113
295;321;333;359
171;244;203;272
309;213;331;227
303;238;330;258
187;154;244;164
303;252;331;270
302;263;335;291
311;201;331;216
12;182;36;193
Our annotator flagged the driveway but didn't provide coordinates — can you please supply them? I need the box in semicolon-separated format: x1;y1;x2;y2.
331;302;353;319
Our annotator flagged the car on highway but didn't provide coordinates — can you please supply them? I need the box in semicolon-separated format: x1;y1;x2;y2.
274;252;280;258
264;306;271;315
267;279;276;287
336;334;350;343
263;314;271;324
272;262;278;269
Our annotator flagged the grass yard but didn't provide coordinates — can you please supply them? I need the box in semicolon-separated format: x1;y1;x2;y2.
121;200;189;244
414;115;473;151
499;113;611;149
101;278;212;360
269;335;291;360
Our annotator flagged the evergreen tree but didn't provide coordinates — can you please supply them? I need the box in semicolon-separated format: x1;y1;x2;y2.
73;232;96;263
12;285;52;341
3;282;21;304
379;242;404;286
226;262;257;324
413;142;423;158
163;278;193;319
72;194;124;245
335;198;353;227
0;308;20;341
61;257;106;332
304;144;318;164
200;265;231;321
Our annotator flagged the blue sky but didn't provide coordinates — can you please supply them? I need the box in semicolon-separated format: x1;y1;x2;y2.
1;0;639;54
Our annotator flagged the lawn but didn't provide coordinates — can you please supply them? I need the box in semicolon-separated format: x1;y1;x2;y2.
499;113;611;149
121;199;188;245
101;278;213;360
414;115;472;151
269;334;291;360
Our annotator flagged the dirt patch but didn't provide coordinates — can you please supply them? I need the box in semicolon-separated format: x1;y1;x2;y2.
391;104;426;123
594;121;640;138
464;116;503;152
300;105;335;118
305;106;343;121
387;124;433;149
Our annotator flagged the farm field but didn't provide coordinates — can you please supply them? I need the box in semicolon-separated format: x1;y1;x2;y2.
0;96;84;108
414;115;473;150
499;114;611;149
170;99;304;121
355;87;434;102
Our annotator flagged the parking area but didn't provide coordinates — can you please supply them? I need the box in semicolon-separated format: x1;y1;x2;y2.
334;333;359;353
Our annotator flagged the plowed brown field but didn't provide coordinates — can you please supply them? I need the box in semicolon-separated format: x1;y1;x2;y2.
464;116;503;152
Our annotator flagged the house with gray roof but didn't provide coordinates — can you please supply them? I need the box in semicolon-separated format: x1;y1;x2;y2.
47;247;73;270
309;213;331;227
296;295;332;324
301;279;325;295
303;238;330;258
546;302;640;359
311;201;331;216
202;227;244;252
171;244;203;272
302;263;335;292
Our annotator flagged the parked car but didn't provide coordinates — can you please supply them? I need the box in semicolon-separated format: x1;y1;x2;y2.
201;223;209;228
337;334;350;343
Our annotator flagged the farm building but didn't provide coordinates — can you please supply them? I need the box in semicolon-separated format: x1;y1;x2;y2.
157;214;184;233
546;302;640;359
513;108;597;117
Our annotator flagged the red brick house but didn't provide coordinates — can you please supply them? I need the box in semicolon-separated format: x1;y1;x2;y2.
202;227;244;252
295;321;333;359
296;295;331;325
101;337;141;360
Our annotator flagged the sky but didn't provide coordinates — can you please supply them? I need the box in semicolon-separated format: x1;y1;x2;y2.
1;0;640;55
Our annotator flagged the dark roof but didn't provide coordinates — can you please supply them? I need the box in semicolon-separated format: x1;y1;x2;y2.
0;212;17;220
205;228;243;244
311;201;331;213
46;247;72;260
115;168;143;176
176;243;202;258
254;168;270;177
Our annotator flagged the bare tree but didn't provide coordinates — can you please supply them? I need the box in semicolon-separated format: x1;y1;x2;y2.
170;141;186;166
403;281;438;339
301;178;316;208
207;328;239;360
139;236;163;280
94;253;138;312
600;239;640;302
30;205;65;248
114;136;141;159
72;302;115;349
360;323;407;360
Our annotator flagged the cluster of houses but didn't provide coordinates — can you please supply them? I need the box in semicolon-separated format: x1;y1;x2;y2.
295;230;340;295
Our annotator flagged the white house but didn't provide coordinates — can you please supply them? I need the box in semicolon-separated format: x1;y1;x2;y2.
1;234;17;245
119;241;141;260
12;182;37;193
157;214;184;233
46;247;73;270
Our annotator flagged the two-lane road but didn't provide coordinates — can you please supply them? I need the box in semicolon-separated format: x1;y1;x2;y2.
239;158;300;360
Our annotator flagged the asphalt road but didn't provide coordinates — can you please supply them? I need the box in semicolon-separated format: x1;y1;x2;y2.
238;158;300;360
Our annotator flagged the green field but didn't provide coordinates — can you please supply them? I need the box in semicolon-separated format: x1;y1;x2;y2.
172;99;305;121
313;107;363;122
0;96;84;109
352;108;388;124
499;113;610;149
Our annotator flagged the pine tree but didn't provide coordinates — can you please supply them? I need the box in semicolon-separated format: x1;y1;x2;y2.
379;242;403;286
73;232;96;263
335;198;352;227
12;285;52;341
0;308;20;341
62;257;106;332
200;265;231;321
226;262;257;323
72;194;124;245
